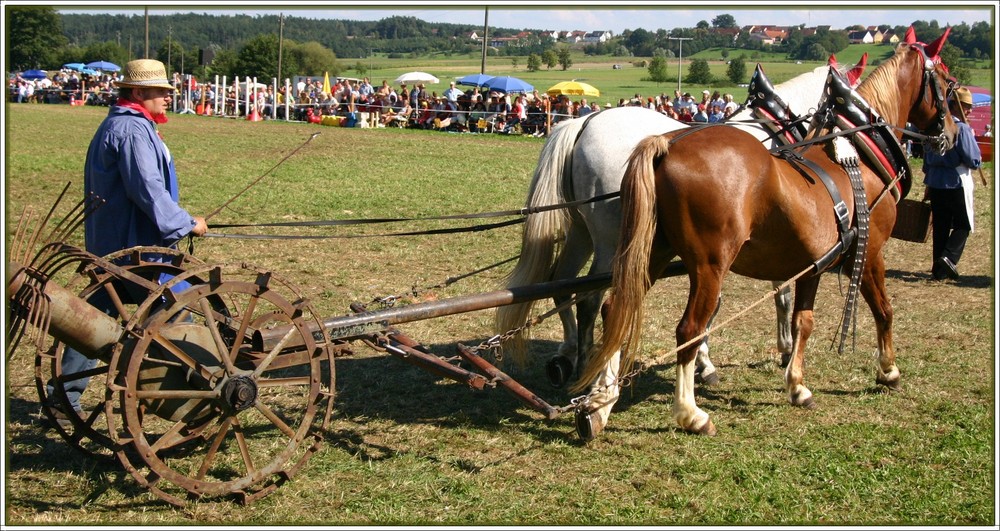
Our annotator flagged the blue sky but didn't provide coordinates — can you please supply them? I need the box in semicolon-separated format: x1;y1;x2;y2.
58;1;996;34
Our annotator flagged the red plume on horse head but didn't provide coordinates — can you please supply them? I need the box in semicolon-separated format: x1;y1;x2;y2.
828;52;868;87
903;26;951;64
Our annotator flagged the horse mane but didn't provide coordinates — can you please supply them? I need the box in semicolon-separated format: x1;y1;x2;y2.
854;44;909;126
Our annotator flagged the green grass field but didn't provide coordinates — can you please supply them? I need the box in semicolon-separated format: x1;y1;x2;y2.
2;100;995;525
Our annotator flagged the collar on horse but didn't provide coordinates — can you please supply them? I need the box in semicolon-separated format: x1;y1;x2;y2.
745;64;810;145
810;66;913;201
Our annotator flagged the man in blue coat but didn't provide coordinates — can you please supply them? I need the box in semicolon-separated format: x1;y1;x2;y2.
46;59;207;427
922;86;981;281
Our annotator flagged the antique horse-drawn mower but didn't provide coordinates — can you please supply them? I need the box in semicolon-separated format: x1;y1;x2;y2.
6;185;645;506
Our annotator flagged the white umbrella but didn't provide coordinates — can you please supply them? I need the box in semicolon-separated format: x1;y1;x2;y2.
394;71;439;85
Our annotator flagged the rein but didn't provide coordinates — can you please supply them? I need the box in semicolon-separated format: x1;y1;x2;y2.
206;191;621;240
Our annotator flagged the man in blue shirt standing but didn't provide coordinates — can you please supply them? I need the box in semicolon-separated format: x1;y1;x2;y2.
922;86;981;281
46;59;207;428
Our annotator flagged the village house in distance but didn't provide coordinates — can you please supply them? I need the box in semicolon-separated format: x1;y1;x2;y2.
468;25;902;47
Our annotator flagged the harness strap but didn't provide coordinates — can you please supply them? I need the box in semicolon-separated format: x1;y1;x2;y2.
835;159;870;355
778;151;855;273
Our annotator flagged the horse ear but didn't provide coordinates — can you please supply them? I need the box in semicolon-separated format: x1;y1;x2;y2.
828;54;838;68
904;26;917;44
847;53;868;87
924;27;951;60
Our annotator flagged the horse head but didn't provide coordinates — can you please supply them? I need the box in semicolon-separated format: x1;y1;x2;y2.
856;28;957;155
906;28;957;154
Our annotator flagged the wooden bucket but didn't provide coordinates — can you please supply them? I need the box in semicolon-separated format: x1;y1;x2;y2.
891;198;932;243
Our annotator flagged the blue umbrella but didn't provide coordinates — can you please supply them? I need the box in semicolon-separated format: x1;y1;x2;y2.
20;69;48;80
972;92;992;107
63;62;87;71
86;60;121;72
456;73;494;87
483;76;533;94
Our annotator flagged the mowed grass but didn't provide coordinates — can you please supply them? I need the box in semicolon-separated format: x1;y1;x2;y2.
3;104;996;525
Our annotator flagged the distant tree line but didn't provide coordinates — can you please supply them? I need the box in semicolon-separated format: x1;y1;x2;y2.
7;7;992;85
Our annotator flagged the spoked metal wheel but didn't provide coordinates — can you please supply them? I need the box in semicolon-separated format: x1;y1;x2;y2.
105;262;335;506
34;247;205;458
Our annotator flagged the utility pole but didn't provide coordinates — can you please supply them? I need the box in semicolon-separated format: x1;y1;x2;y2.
277;13;284;85
167;26;172;72
144;7;149;58
668;36;692;92
480;7;489;75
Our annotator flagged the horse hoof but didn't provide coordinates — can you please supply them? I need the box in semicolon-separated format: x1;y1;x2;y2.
780;352;792;368
794;395;817;409
575;408;604;442
876;376;902;391
696;370;720;386
689;419;717;436
546;356;574;388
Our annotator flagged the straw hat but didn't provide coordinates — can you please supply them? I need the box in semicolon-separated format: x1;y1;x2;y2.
953;86;973;107
114;59;175;91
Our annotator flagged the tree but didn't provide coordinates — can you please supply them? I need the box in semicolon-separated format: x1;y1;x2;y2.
291;41;339;77
156;39;187;75
939;44;971;85
542;49;558;69
726;55;747;84
526;53;541;72
9;6;67;70
712;14;738;29
686;58;713;84
234;34;281;79
510;56;519;70
647;55;669;83
557;47;573;71
625;28;654;57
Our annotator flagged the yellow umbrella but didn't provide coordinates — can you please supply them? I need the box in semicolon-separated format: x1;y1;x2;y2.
321;72;332;96
546;80;600;98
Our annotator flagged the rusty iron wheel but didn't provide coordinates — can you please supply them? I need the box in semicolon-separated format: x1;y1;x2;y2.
34;246;206;459
105;262;335;506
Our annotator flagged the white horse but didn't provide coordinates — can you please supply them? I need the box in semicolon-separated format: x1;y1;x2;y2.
496;58;867;389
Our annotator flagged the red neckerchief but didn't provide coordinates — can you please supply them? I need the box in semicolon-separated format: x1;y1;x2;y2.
115;97;168;125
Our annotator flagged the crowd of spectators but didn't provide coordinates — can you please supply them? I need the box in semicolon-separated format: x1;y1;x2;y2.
10;69;737;137
9;68;118;106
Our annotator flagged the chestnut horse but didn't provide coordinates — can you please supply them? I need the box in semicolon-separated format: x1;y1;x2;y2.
497;58;867;388
574;32;957;439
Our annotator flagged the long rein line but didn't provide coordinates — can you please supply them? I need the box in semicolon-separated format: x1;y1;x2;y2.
205;192;622;240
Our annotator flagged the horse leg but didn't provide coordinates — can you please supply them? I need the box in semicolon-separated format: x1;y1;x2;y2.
574;294;621;441
694;294;723;386
673;271;723;435
785;275;821;408
860;252;900;390
546;222;594;387
772;281;795;367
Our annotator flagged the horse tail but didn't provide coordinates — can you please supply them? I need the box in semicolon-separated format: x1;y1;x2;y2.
573;133;671;392
495;118;588;365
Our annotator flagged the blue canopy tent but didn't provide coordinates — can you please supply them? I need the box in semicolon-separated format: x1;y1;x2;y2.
482;76;533;94
456;73;494;88
20;69;48;80
86;60;121;72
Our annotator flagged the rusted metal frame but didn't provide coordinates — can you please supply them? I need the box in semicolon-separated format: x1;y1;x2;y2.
7;264;123;362
254;271;616;353
368;329;490;390
255;261;689;355
455;343;563;420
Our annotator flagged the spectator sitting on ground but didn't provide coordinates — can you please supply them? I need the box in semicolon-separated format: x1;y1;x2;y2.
468;98;488;132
